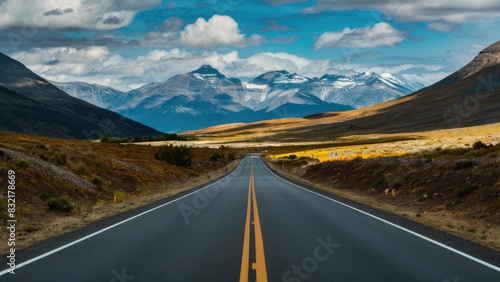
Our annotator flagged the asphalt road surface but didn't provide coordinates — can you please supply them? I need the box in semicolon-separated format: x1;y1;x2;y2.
1;156;499;281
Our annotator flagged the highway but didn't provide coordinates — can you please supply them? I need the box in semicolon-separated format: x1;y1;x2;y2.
1;156;499;281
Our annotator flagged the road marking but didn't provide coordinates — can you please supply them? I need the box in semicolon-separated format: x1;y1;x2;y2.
0;159;247;276
239;163;252;282
251;163;268;282
240;159;268;282
259;158;500;273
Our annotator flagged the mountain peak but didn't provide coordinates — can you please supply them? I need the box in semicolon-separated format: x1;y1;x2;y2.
479;40;500;54
191;64;221;75
250;70;307;85
457;41;500;79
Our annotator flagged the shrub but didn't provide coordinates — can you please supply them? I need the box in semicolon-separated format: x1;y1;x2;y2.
77;163;90;175
57;153;67;165
47;196;73;212
457;182;475;198
155;145;193;167
287;154;298;160
93;177;104;186
454;160;475;170
210;153;224;162
15;159;30;169
472;141;488;150
371;176;385;189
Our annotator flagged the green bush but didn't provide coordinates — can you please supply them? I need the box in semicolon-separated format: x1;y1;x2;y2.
457;182;475;198
454;160;475;169
210;153;224;162
371;176;385;189
155;145;193;167
93;177;104;186
47;196;73;212
472;141;488;150
57;153;67;165
15;159;30;169
101;134;193;143
287;154;298;160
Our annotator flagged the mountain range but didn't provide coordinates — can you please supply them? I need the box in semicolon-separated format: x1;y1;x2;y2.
53;65;423;132
188;41;500;139
0;53;162;139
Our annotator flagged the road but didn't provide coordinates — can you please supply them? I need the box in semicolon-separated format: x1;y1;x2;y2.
1;156;500;281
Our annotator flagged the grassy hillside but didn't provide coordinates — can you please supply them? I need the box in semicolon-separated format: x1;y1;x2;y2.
0;131;245;254
267;142;500;250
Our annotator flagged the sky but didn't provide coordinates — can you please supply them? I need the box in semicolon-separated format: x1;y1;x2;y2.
1;0;499;91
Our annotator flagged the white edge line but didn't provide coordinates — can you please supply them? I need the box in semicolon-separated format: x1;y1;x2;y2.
0;158;247;276
258;158;500;273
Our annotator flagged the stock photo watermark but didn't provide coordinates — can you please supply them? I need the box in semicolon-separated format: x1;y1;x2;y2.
281;235;340;282
6;169;17;275
177;175;232;224
443;73;500;126
109;267;135;282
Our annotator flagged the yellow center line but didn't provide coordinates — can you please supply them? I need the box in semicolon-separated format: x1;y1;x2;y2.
239;158;268;282
239;161;252;282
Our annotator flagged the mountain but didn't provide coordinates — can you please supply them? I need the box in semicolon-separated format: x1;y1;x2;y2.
113;65;352;132
246;70;423;109
51;81;130;109
188;41;500;139
431;41;500;89
0;52;162;139
51;65;422;133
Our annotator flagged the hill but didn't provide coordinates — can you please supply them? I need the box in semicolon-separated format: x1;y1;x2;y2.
0;52;162;139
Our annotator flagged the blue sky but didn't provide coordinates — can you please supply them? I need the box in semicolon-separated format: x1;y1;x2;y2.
1;0;499;90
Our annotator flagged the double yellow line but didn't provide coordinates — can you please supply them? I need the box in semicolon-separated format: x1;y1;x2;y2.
240;159;268;282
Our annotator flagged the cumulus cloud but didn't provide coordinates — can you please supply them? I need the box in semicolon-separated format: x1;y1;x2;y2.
178;15;262;48
0;0;161;30
303;0;500;23
314;23;405;50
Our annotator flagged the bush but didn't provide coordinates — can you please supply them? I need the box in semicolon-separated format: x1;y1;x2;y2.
457;182;475;198
287;154;298;160
472;141;488;150
57;153;67;165
47;196;73;212
371;176;385;189
15;159;30;169
210;153;224;162
93;177;104;186
155;145;193;167
453;160;475;170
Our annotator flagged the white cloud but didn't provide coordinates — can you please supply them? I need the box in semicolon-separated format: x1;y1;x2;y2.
178;15;262;48
314;23;405;50
11;47;446;91
304;0;500;23
427;22;458;32
0;0;161;30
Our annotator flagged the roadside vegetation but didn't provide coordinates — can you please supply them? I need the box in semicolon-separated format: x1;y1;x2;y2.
0;131;247;254
100;133;195;143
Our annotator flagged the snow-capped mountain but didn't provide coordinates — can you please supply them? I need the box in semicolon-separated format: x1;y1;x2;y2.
303;72;422;108
52;65;423;132
51;81;131;109
112;65;349;132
